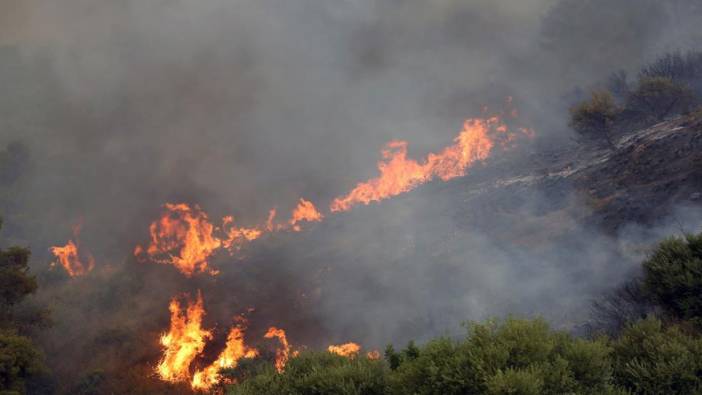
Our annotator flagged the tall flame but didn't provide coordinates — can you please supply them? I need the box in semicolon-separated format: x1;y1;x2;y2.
327;342;361;357
156;292;212;383
135;203;222;277
50;223;94;277
330;117;506;212
191;326;259;390
264;327;292;372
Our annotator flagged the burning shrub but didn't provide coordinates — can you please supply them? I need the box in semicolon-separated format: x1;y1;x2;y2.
569;90;622;148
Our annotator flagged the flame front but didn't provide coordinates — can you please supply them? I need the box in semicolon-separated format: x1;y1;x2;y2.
327;342;361;357
136;200;324;275
264;327;292;372
191;326;259;390
50;223;94;277
330;118;507;212
156;292;212;383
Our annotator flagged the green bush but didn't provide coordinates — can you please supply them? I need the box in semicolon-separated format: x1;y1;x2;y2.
570;90;621;148
387;318;618;395
612;317;702;394
642;232;702;325
387;337;483;395
228;351;387;395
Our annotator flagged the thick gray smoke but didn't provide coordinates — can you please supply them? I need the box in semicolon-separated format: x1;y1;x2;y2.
1;0;701;389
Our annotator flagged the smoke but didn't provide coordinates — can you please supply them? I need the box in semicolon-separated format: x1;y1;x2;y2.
1;0;701;390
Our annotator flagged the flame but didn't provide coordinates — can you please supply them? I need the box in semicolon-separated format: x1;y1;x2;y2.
137;199;324;275
330;118;513;212
136;203;222;277
366;350;381;360
222;216;263;250
288;198;323;231
191;326;259;390
156;292;212;383
50;223;94;277
264;327;292;372
327;342;361;357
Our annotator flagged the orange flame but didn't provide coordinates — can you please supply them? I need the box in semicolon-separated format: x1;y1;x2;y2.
156;292;212;383
50;223;94;277
222;216;263;250
264;327;292;372
366;350;381;360
136;203;221;277
327;342;361;357
331;117;517;212
191;326;259;390
137;200;324;275
288;198;323;231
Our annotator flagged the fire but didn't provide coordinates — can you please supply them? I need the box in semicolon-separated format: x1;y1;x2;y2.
366;350;381;360
288;198;323;231
135;203;222;277
327;342;361;357
191;326;259;390
50;223;94;277
264;327;292;372
222;216;263;250
156;292;212;383
136;200;324;275
330;117;511;212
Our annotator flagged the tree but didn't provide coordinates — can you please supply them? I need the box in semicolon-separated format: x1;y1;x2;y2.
625;77;696;123
0;331;45;395
0;220;37;328
642;232;702;326
569;90;622;148
589;278;656;336
0;218;50;394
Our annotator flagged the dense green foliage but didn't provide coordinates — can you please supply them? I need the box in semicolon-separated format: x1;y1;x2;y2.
612;317;702;394
225;317;702;395
225;232;702;395
228;352;387;395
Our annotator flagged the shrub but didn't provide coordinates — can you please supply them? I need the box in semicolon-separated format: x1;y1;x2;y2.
640;51;702;95
612;317;702;394
625;77;696;123
589;278;656;336
388;318;618;395
569;90;621;148
642;232;702;326
387;337;483;395
228;351;387;395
